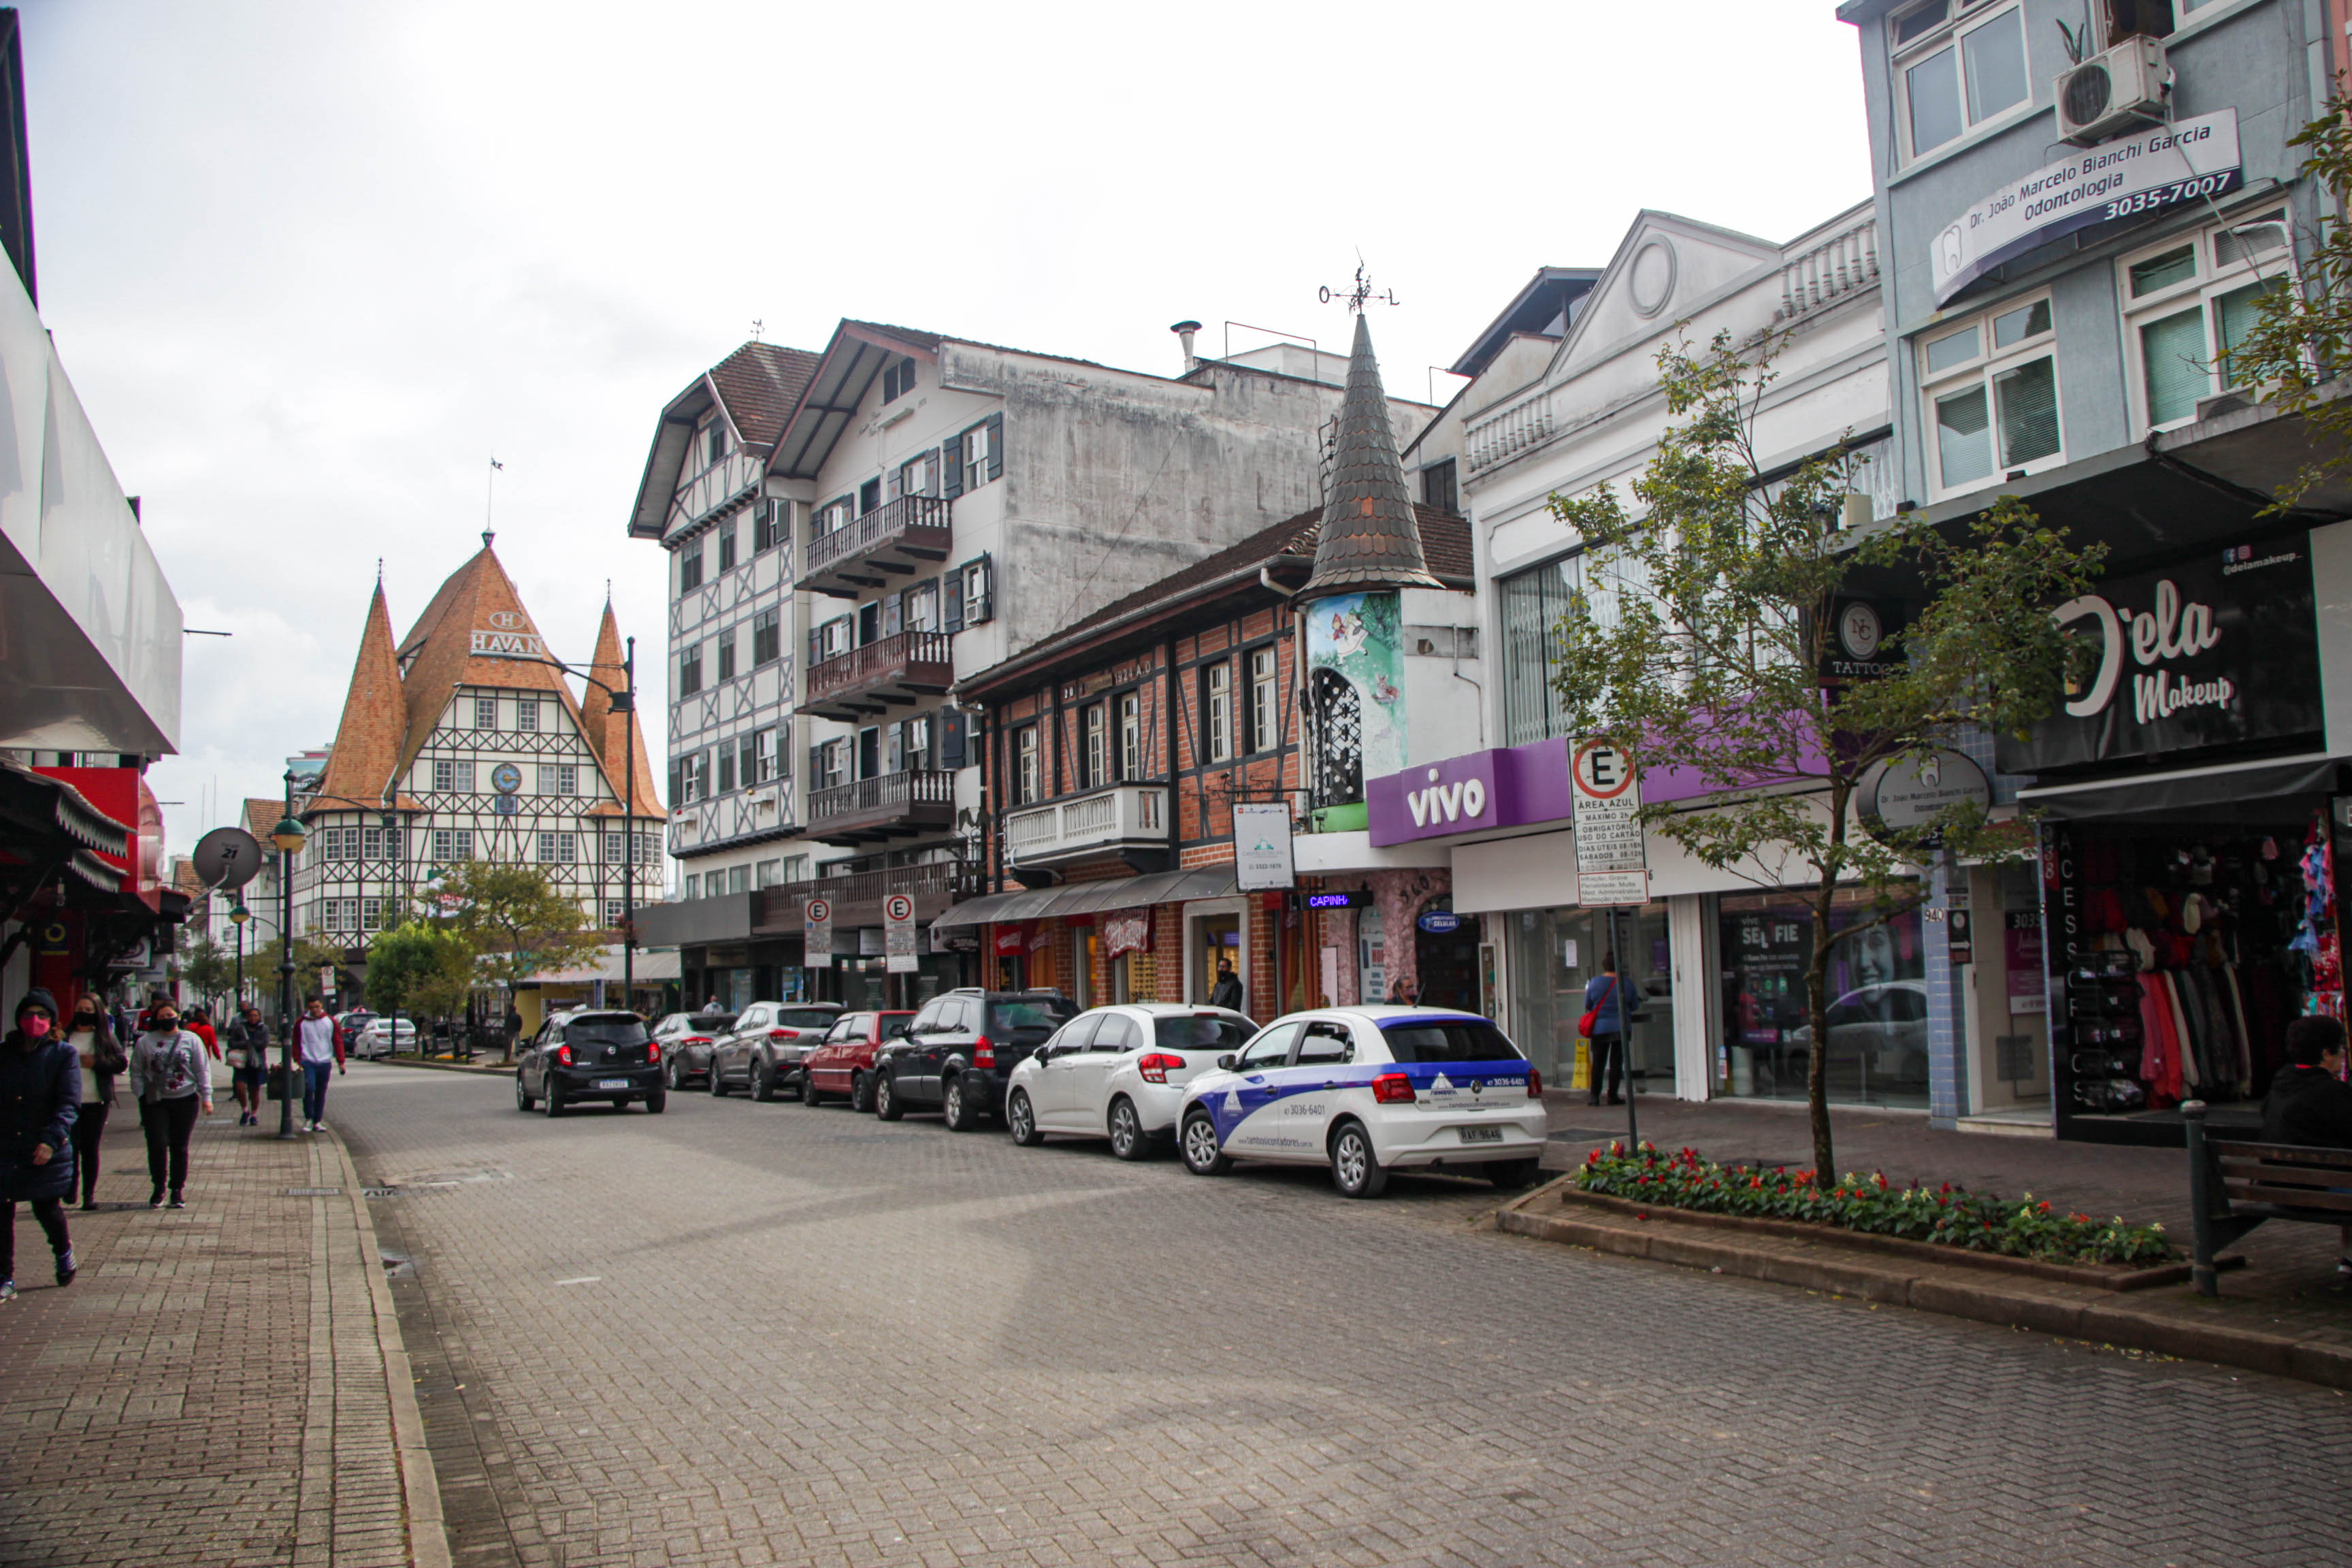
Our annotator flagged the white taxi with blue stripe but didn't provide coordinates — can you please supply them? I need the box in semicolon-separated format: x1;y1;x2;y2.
1175;1007;1548;1198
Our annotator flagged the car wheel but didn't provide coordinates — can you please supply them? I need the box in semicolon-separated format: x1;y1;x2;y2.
645;1089;667;1115
1108;1097;1149;1161
1485;1157;1542;1190
1328;1121;1386;1199
514;1072;534;1113
850;1071;874;1113
800;1071;822;1107
1180;1109;1232;1176
942;1075;977;1132
665;1059;679;1092
874;1071;904;1122
751;1060;777;1102
709;1059;728;1096
544;1081;566;1119
1007;1089;1044;1147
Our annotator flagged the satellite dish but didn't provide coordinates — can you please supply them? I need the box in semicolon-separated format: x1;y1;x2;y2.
192;826;264;890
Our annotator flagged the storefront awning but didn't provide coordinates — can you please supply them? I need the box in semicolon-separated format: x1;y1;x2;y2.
931;868;1241;929
2016;752;2347;820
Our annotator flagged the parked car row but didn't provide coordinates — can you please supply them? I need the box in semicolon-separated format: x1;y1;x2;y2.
606;985;1552;1200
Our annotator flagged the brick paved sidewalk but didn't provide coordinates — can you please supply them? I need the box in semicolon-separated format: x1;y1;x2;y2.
0;1100;450;1568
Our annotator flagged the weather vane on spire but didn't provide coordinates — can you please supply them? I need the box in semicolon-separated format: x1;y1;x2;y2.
751;318;765;343
1318;257;1398;314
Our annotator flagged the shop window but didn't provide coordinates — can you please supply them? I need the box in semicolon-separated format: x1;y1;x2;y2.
2120;208;2293;434
1716;887;1927;1109
1891;0;2029;161
1918;293;2061;499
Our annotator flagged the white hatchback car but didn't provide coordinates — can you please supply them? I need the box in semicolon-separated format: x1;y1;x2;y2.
1002;1004;1256;1158
1176;1007;1548;1198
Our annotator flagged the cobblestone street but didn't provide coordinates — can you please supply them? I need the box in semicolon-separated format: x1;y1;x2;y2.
339;1066;2351;1568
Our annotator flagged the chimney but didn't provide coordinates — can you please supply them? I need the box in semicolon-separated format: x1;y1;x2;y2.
1170;319;1203;373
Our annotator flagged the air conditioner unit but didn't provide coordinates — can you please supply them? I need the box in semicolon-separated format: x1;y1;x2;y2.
2057;36;2168;146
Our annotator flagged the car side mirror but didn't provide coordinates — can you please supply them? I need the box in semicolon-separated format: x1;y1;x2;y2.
1216;1054;1236;1071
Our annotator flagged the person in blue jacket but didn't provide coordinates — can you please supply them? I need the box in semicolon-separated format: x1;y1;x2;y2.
1584;956;1627;1107
1;988;80;1301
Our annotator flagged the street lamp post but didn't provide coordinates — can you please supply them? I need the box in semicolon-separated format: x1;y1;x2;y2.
272;775;309;1141
229;902;250;1010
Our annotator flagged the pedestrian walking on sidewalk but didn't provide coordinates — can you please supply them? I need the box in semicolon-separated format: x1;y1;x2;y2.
183;1005;220;1062
295;998;344;1133
1;989;80;1301
130;1003;212;1209
2259;1015;2352;1277
222;1004;270;1126
65;995;124;1209
1583;954;1627;1107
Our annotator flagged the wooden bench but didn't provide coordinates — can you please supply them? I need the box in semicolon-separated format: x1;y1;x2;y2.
2183;1100;2352;1296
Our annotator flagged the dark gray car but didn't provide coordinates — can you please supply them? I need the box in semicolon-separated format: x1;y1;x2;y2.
514;1011;665;1116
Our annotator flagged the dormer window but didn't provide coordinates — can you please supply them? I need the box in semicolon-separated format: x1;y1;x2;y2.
881;355;918;403
706;419;728;466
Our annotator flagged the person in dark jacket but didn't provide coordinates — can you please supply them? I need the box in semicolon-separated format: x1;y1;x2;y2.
222;1004;272;1126
1209;961;1243;1012
2259;1015;2352;1275
1;989;80;1301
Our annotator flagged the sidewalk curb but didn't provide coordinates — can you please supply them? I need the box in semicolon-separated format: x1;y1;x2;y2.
365;1056;514;1075
1497;1190;2352;1392
327;1129;454;1568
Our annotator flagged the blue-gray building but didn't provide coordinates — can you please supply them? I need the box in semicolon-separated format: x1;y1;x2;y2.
1840;0;2352;1141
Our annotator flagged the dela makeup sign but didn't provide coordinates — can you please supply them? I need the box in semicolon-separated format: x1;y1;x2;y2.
1996;537;2320;772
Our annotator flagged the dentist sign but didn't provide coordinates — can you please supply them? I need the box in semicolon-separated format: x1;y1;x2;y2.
1995;536;2320;772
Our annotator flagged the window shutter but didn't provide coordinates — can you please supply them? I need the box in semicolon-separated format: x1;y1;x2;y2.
985;413;1004;482
884;591;903;636
668;759;681;804
944;567;965;633
941;439;963;499
886;465;902;504
941;706;968;769
886;724;904;774
808;743;825;789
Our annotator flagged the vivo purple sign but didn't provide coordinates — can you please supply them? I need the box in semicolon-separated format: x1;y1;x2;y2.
1367;736;1715;847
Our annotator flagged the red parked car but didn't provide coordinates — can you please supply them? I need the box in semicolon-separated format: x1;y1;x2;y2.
799;1011;916;1110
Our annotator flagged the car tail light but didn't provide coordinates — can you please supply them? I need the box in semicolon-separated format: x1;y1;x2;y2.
768;1028;794;1041
686;1035;709;1046
973;1035;995;1069
557;1045;573;1066
647;1041;662;1062
1137;1052;1184;1084
1371;1072;1414;1105
1527;1067;1542;1098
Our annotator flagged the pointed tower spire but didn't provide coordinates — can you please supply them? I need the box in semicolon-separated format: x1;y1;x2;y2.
312;582;408;808
582;602;664;817
1300;314;1440;600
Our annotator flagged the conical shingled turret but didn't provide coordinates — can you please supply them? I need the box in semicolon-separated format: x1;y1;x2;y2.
312;583;407;808
581;599;664;816
1299;314;1441;600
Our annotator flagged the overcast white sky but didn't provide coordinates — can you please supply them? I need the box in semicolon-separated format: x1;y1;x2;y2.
22;0;1873;861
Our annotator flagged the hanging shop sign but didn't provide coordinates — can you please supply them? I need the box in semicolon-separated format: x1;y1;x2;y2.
1932;109;2241;306
803;896;833;970
1570;739;1649;906
1820;597;1906;685
992;924;1028;956
883;892;918;974
1994;536;2320;774
1233;802;1296;892
1858;749;1992;846
1102;909;1153;959
1416;909;1463;934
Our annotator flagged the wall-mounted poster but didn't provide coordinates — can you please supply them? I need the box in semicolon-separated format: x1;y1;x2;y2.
1305;591;1404;805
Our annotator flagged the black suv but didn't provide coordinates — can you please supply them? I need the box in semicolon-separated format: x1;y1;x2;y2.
514;1010;664;1116
872;989;1075;1130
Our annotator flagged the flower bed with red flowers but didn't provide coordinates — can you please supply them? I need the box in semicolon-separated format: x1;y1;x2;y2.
1575;1144;2174;1267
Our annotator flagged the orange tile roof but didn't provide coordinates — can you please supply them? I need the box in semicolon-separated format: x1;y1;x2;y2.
391;540;576;781
313;583;406;809
579;600;665;817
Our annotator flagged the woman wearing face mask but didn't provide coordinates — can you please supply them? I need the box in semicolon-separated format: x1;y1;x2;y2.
129;1002;212;1210
1;990;80;1301
63;996;125;1209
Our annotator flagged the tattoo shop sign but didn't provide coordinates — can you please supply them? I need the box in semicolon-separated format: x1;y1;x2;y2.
1931;110;2240;306
1995;535;2320;773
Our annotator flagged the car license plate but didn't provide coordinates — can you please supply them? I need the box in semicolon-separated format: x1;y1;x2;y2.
595;1079;630;1090
1459;1126;1504;1144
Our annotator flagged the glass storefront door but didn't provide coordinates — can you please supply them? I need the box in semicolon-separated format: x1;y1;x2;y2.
1505;902;1675;1092
1717;887;1927;1109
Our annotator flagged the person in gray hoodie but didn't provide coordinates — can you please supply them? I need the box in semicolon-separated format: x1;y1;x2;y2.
129;1003;212;1210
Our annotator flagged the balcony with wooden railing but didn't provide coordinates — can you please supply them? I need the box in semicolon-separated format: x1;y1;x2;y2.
797;630;954;721
804;768;957;844
1005;783;1169;870
798;494;953;600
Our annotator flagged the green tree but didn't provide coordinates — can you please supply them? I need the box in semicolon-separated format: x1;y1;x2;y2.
2224;92;2352;510
284;934;350;1011
178;931;238;1011
365;921;478;1051
429;862;602;1059
1546;330;2105;1181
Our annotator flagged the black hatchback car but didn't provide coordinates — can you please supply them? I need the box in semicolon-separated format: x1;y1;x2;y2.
515;1011;665;1116
872;989;1075;1130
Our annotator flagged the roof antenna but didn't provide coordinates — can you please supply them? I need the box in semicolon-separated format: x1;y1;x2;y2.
375;557;384;585
750;318;764;343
